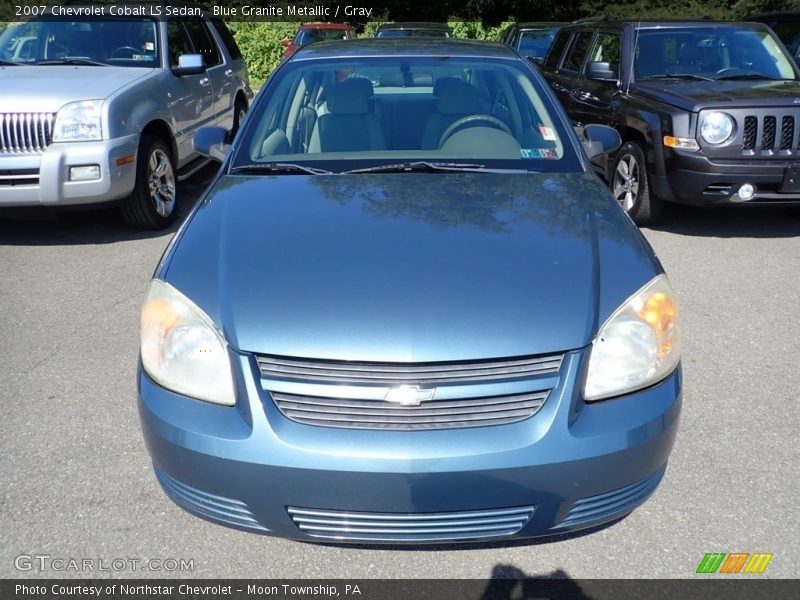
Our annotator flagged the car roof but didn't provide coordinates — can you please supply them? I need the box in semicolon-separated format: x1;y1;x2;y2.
568;18;769;29
290;38;517;60
514;22;565;29
377;22;452;30
298;23;352;30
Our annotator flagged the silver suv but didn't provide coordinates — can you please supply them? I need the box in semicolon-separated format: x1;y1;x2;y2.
0;14;252;228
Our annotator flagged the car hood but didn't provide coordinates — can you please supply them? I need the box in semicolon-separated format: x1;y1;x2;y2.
0;66;151;112
163;172;661;362
631;79;800;111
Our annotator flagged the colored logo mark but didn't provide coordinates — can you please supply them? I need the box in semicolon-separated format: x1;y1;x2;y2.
696;552;773;574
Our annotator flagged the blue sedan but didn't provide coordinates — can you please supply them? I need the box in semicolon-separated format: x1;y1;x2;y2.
137;39;682;543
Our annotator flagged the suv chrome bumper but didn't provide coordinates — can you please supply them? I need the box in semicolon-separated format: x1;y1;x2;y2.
0;134;138;207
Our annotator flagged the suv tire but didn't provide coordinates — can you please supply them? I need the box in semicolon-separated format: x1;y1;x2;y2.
121;135;178;230
611;141;662;226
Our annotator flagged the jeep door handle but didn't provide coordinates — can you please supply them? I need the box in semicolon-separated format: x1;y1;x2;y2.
224;69;233;77
199;78;211;87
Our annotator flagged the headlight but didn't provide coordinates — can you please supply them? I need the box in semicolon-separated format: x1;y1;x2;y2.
584;274;680;401
52;100;103;142
700;111;733;145
140;279;235;406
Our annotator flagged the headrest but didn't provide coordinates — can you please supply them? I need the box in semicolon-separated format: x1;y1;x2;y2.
327;78;374;115
436;78;482;115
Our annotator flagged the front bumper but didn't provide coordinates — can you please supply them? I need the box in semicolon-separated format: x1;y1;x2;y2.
138;351;682;544
0;134;138;207
656;149;800;206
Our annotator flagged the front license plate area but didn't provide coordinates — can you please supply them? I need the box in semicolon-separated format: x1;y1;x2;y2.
780;165;800;193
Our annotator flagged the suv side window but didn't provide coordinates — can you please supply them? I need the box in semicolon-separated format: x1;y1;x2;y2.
589;31;622;75
211;19;242;61
184;20;221;67
166;20;193;68
562;31;594;72
544;30;571;69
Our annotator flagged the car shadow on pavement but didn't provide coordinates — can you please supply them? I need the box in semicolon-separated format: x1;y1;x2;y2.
647;204;799;238
0;164;218;246
480;565;595;599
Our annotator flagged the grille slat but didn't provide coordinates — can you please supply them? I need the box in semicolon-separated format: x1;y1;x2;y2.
258;353;563;384
0;112;56;154
742;116;757;151
761;115;776;151
273;391;548;430
780;116;795;151
288;505;535;541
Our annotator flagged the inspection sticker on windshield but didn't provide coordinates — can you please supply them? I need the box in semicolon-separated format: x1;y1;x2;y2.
521;148;558;159
539;126;557;141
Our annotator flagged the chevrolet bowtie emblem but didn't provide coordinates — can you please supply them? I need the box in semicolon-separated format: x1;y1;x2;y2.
384;386;436;406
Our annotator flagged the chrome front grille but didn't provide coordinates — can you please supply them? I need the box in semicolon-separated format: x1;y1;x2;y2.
272;390;548;430
257;353;563;384
258;352;563;431
287;505;535;542
0;113;55;154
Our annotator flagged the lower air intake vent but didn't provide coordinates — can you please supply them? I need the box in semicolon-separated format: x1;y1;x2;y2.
287;505;535;542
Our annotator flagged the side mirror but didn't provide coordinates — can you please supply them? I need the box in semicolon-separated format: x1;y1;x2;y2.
193;126;230;162
587;61;618;82
173;53;205;76
581;124;621;159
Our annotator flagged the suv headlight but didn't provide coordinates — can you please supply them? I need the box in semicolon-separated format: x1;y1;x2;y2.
140;279;235;406
584;274;680;401
52;100;103;142
700;111;733;145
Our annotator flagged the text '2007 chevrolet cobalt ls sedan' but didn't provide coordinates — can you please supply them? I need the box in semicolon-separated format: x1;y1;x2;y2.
137;39;682;543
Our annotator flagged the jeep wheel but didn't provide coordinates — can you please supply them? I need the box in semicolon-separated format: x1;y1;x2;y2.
121;135;177;230
611;142;662;226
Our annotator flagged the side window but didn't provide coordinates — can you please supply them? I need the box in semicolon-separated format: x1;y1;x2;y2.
590;32;622;76
544;30;571;69
211;19;242;60
184;20;221;67
166;21;193;68
562;31;594;72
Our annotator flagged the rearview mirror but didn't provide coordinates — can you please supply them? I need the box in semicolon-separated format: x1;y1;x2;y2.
173;53;205;76
587;61;618;82
581;124;621;159
193;126;230;162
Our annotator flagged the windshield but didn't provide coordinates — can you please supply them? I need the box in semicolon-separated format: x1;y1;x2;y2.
294;28;349;46
233;56;580;173
634;26;796;81
518;28;559;58
0;19;159;66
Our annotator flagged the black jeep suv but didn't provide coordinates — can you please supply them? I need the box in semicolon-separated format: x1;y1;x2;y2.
540;18;800;224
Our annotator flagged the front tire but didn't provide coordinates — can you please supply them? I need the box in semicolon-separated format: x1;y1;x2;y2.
121;135;177;230
228;99;247;143
611;141;662;226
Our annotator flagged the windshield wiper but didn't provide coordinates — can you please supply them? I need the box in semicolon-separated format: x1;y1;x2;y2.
230;163;333;176
638;73;714;82
715;72;780;81
345;161;490;174
36;58;107;67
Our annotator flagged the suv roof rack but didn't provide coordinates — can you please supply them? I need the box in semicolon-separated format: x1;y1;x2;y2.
572;15;614;24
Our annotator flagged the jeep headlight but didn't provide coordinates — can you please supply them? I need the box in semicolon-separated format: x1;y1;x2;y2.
584;274;680;401
140;279;235;406
700;111;733;145
53;100;103;142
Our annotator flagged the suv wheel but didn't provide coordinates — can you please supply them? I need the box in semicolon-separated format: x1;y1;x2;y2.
228;100;247;142
121;135;177;230
611;142;662;226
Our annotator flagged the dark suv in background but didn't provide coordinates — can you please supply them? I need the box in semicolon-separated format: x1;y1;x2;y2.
499;22;564;62
540;18;800;224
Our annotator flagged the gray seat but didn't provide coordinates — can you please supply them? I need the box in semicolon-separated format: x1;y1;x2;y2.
308;79;386;153
421;78;484;149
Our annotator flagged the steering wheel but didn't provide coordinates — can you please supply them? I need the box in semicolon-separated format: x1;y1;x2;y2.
110;46;140;59
438;114;513;148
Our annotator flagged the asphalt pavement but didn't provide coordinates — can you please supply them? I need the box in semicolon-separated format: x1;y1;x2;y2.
1;167;798;579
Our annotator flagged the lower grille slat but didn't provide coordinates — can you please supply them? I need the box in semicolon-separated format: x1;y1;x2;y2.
288;505;535;542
